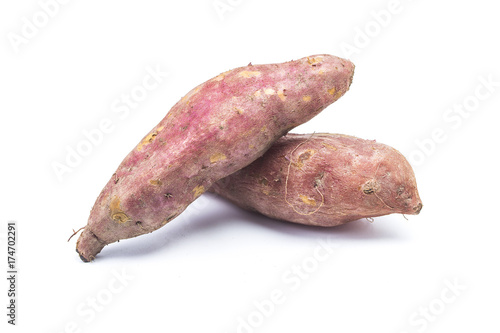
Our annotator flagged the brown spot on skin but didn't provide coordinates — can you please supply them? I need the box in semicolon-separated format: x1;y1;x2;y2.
161;214;177;226
299;150;312;161
193;185;205;198
294;149;316;168
302;95;312;102
299;195;317;206
314;172;325;188
150;179;162;186
109;196;131;224
239;71;261;78
362;180;381;195
210;153;227;163
328;87;336;95
397;185;405;196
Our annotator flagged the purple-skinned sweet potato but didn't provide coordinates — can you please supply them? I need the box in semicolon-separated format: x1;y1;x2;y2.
211;133;422;226
76;55;355;261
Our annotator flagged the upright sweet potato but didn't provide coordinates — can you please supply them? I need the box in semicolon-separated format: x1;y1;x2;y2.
211;133;422;226
76;55;355;261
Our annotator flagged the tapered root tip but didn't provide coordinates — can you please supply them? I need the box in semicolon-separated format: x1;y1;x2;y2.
76;248;90;263
414;203;423;215
348;63;355;88
76;228;105;262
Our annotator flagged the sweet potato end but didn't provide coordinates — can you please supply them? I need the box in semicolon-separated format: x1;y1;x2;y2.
76;228;105;263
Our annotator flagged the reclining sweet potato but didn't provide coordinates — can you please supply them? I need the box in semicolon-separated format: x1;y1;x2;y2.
76;55;355;261
211;133;422;226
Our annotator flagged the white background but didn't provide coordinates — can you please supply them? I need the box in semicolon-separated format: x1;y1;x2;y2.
1;0;499;332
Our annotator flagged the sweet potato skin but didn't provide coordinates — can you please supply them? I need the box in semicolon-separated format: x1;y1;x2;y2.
76;55;355;261
211;133;422;226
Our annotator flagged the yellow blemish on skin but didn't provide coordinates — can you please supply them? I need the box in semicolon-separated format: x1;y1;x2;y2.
264;88;276;95
322;143;337;150
307;56;324;65
109;196;131;224
318;69;325;74
302;95;312;102
299;195;317;206
149;179;162;186
213;70;231;81
165;111;174;121
210;152;227;163
278;89;286;101
249;144;255;149
328;87;336;95
262;189;270;195
181;86;202;104
235;107;244;114
214;74;225;81
193;185;205;198
109;196;121;214
239;71;261;78
261;125;267;132
137;131;158;151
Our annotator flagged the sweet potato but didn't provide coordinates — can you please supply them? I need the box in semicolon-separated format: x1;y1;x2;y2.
76;55;355;261
211;133;422;226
